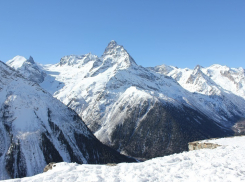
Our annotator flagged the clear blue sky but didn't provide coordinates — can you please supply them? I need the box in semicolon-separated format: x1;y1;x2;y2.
0;1;244;68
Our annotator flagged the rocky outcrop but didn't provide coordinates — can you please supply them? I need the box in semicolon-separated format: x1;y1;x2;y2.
188;141;221;151
43;163;56;172
232;119;245;135
189;135;245;151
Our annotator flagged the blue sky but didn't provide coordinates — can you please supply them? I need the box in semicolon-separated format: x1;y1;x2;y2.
0;1;244;68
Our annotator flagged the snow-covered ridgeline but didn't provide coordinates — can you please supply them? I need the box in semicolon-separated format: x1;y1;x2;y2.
152;64;245;99
7;56;46;84
6;41;245;160
4;136;245;182
39;41;245;129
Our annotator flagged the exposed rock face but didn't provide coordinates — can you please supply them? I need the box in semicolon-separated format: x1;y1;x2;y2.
232;118;245;135
188;136;245;151
188;141;221;151
0;61;135;180
106;163;117;166
43;163;56;172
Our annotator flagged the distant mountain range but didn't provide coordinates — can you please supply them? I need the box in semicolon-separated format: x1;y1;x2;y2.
6;41;245;162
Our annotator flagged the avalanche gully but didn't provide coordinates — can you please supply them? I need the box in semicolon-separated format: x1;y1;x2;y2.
5;41;245;162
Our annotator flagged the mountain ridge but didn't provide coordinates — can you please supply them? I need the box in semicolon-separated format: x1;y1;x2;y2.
6;41;245;160
0;60;135;180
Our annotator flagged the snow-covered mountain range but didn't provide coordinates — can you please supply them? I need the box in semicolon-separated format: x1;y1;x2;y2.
6;41;245;160
0;61;135;180
150;63;245;99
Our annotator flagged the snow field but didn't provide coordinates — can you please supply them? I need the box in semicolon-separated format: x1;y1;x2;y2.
5;136;245;182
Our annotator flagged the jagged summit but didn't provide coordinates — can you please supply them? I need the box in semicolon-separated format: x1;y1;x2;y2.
192;65;204;76
149;64;175;75
27;56;35;64
6;55;28;69
194;65;203;70
58;53;100;67
107;40;118;48
57;40;137;69
102;40;137;68
103;40;125;55
103;40;128;55
6;55;36;69
6;56;46;84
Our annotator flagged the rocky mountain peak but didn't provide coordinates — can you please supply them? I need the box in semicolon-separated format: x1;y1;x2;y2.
193;64;203;72
192;65;205;76
102;41;137;68
107;40;118;47
149;64;174;75
6;56;46;84
103;40;125;55
186;65;207;85
6;56;37;70
58;53;100;67
27;56;35;64
6;55;28;69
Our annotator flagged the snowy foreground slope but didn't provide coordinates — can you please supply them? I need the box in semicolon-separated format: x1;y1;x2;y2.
0;61;135;180
4;136;245;182
6;41;245;160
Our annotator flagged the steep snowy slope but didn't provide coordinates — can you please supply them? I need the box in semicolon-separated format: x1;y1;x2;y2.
7;41;245;160
4;136;245;182
151;64;245;128
202;65;245;99
6;56;46;84
0;61;135;180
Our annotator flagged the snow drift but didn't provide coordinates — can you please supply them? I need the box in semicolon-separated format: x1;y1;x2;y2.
4;136;245;182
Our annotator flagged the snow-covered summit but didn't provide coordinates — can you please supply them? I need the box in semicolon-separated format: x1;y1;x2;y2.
104;40;118;51
152;63;245;99
7;56;36;70
6;55;28;69
58;53;101;68
184;64;222;95
102;40;137;69
6;56;46;83
148;64;175;75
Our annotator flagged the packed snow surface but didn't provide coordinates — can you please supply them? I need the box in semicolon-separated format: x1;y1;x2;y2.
5;136;245;182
